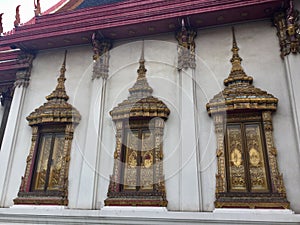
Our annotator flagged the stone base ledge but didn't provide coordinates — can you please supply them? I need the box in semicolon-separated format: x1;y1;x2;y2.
213;208;295;214
0;207;299;224
101;206;168;212
10;205;67;210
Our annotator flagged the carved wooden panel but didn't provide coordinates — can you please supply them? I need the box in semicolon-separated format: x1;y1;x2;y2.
33;134;52;191
245;124;268;192
124;131;139;190
226;125;246;192
226;123;270;193
32;133;65;192
140;131;154;190
48;135;65;190
123;130;155;191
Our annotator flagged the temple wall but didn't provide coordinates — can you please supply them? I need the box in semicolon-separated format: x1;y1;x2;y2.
1;19;300;213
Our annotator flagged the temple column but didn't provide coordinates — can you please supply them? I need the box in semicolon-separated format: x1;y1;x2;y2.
0;87;13;147
76;37;111;209
176;20;202;211
0;70;30;207
283;55;300;153
274;1;300;158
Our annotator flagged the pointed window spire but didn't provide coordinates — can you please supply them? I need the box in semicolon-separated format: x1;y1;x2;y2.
46;50;69;101
128;41;153;98
137;40;147;79
26;50;81;126
224;27;253;86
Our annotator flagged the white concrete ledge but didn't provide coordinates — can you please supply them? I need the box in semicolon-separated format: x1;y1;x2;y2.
0;207;299;224
101;206;168;212
10;205;67;210
213;208;295;214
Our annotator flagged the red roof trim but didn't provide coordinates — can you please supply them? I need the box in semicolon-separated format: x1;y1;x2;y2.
0;0;287;50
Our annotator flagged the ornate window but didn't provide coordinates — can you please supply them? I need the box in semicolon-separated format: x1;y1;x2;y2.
105;44;170;207
206;28;289;209
225;114;270;193
14;51;81;205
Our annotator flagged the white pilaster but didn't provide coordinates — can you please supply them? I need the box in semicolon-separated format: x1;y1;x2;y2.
283;54;300;158
0;85;27;206
178;68;200;211
76;77;106;209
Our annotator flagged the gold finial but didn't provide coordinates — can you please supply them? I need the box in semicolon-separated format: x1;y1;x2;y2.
60;50;67;77
46;50;69;101
137;40;147;78
129;41;153;96
224;27;253;86
140;39;145;62
230;26;243;70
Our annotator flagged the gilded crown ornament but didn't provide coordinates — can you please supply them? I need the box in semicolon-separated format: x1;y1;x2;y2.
91;32;112;80
26;50;81;125
110;41;170;121
176;18;197;70
207;27;278;115
274;0;300;58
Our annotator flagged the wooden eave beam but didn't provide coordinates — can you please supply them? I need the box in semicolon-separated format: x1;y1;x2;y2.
0;61;30;71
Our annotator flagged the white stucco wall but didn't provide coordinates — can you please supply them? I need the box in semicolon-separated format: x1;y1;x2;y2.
1;18;300;214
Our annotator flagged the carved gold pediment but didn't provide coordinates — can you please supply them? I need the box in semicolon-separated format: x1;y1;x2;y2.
26;51;81;126
206;28;278;115
110;47;170;121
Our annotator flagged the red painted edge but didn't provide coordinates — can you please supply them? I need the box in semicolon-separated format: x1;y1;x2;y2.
0;0;285;47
